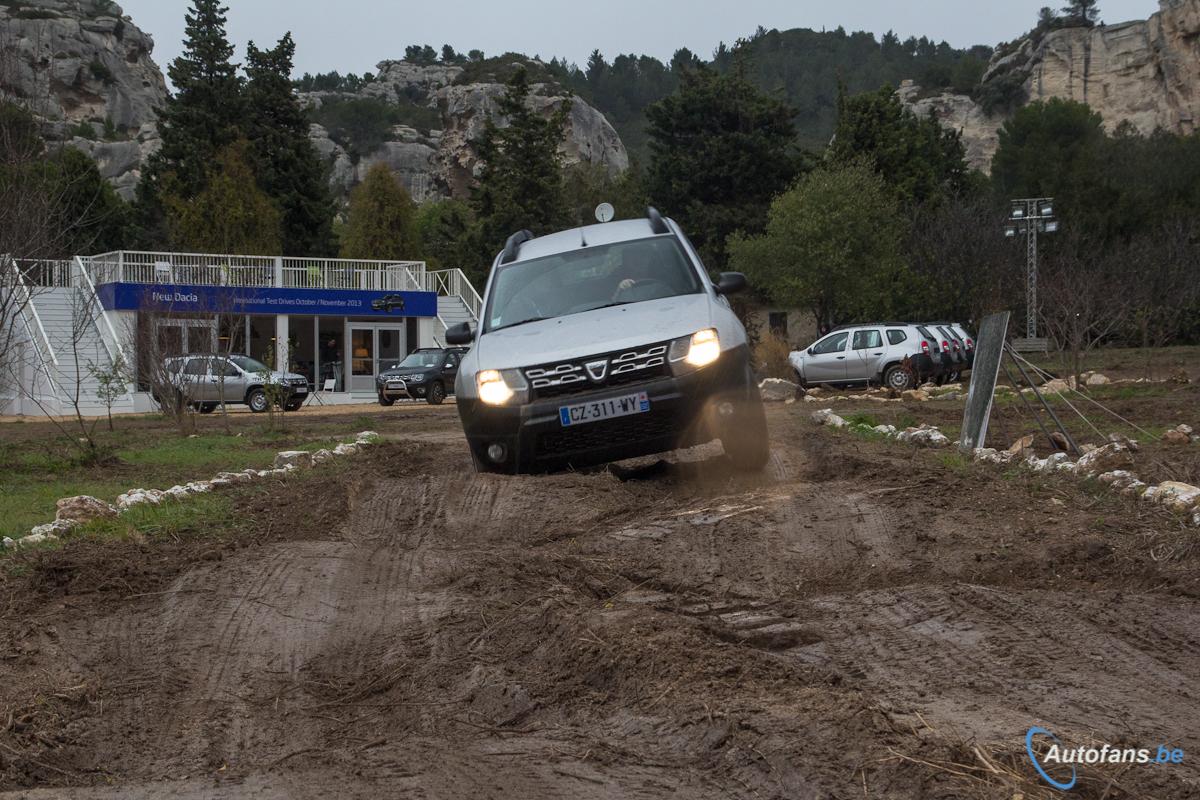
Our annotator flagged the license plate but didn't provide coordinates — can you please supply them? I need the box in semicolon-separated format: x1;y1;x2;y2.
294;387;308;394
559;392;650;427
387;381;405;389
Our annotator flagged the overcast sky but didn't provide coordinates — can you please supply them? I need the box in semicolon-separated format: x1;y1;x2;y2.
119;0;1161;83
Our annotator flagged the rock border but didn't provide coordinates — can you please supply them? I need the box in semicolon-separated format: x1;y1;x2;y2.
2;431;383;551
810;408;952;448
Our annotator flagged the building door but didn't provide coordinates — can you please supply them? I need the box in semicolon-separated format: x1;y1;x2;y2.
348;324;406;392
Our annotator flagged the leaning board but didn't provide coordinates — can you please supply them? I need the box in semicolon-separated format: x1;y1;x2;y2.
959;311;1011;451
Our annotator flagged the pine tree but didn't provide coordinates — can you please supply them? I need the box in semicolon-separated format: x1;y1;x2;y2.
136;0;243;243
245;33;336;256
164;141;283;255
1061;0;1100;25
339;163;421;260
645;62;799;268
470;67;570;270
143;0;242;198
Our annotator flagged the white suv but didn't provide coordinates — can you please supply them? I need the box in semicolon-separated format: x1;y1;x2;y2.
790;323;927;391
445;208;769;474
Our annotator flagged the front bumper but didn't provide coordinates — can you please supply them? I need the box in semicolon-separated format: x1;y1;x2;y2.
379;379;429;400
457;345;753;473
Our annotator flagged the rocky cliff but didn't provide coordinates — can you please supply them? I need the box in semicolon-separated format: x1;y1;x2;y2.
304;60;629;203
900;0;1200;173
0;0;166;196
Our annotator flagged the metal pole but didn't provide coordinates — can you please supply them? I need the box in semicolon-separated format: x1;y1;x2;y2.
1027;207;1038;339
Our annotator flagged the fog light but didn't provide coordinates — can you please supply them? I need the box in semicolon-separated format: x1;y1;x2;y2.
717;402;735;417
487;443;507;463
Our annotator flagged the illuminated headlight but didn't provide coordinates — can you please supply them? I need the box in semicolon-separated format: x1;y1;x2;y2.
476;369;528;406
669;329;721;373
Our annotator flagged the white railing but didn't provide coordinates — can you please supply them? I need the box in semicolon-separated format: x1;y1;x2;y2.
5;255;65;413
74;257;134;402
83;251;427;292
424;269;482;320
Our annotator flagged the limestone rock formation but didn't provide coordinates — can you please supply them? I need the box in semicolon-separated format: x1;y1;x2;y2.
899;0;1200;173
302;61;629;202
0;0;167;131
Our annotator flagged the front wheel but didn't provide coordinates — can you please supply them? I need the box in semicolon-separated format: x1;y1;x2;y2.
427;381;446;405
883;364;915;392
247;388;269;413
284;400;304;412
723;398;770;472
378;393;395;407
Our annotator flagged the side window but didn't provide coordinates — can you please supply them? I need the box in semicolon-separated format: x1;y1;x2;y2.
851;330;883;350
214;359;239;377
811;332;849;355
445;353;460;369
887;329;907;345
183;358;208;377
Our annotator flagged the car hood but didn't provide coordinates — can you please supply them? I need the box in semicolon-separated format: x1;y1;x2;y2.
475;294;713;368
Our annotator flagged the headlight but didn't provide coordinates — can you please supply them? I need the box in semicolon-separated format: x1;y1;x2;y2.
669;329;721;373
476;369;528;406
407;373;426;383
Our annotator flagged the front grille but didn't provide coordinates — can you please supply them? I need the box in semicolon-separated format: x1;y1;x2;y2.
536;410;679;458
525;342;671;401
288;378;308;387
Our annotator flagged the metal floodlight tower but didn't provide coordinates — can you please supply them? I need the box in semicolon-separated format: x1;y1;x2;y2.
1005;197;1057;340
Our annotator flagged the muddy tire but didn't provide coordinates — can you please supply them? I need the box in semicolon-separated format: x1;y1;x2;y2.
723;398;770;472
883;364;914;392
427;381;446;405
378;393;395;407
247;388;269;413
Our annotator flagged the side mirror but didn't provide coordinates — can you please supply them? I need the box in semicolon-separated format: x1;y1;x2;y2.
445;322;474;346
715;272;747;296
807;348;814;356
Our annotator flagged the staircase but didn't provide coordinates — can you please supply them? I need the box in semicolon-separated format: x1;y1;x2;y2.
427;269;482;346
20;286;135;417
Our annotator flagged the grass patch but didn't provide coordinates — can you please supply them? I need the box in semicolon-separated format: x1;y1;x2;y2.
845;412;880;428
0;429;342;539
935;451;973;474
79;493;238;544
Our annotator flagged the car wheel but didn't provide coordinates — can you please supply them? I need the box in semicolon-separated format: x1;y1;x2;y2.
198;403;217;414
883;364;914;392
247;388;269;413
378;393;395;407
723;397;770;472
284;400;304;412
427;381;446;405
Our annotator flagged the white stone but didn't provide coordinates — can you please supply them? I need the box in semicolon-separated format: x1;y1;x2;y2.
55;495;118;524
333;443;360;456
274;450;313;469
31;519;79;538
810;409;848;429
1156;482;1200;512
15;532;58;548
355;432;381;445
311;449;335;463
758;378;799;402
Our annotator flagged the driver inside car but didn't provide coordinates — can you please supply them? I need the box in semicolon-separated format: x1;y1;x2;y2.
611;248;658;300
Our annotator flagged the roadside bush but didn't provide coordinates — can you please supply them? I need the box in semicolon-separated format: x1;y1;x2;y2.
753;334;794;380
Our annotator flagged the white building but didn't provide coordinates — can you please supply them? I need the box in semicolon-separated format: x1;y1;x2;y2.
1;251;481;416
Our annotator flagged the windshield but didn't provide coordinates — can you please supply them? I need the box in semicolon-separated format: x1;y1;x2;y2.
230;356;269;373
395;351;441;369
484;235;703;333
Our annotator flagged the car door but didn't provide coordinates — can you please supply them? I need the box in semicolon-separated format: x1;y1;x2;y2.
847;329;885;382
442;351;462;394
803;332;850;383
180;357;210;401
212;357;247;404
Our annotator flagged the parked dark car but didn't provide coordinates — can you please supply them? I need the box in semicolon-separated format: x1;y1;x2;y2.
377;347;468;405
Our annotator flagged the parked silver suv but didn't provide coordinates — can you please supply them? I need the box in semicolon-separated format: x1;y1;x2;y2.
789;321;974;390
159;355;310;413
444;208;768;474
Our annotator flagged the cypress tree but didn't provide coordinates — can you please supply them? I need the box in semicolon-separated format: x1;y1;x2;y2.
245;33;336;257
340;163;421;260
137;0;243;243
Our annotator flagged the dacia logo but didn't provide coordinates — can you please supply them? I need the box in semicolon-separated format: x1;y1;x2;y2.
585;359;609;382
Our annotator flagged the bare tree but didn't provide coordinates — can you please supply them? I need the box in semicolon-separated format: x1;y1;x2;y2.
1039;235;1131;387
1126;220;1200;378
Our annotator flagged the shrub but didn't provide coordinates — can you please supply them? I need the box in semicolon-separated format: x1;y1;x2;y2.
89;59;115;85
753;334;794;380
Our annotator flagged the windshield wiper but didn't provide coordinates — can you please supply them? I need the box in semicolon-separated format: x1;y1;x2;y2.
578;301;635;314
491;316;551;333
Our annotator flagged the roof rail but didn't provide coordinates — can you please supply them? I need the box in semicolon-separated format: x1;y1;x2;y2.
500;230;535;265
646;207;669;235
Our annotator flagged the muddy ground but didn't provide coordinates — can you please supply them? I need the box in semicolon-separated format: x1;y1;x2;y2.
1;402;1199;799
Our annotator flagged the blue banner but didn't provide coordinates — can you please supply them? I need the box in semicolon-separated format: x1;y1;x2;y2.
96;282;438;318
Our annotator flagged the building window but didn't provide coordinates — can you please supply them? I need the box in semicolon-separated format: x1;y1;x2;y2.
768;312;788;339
